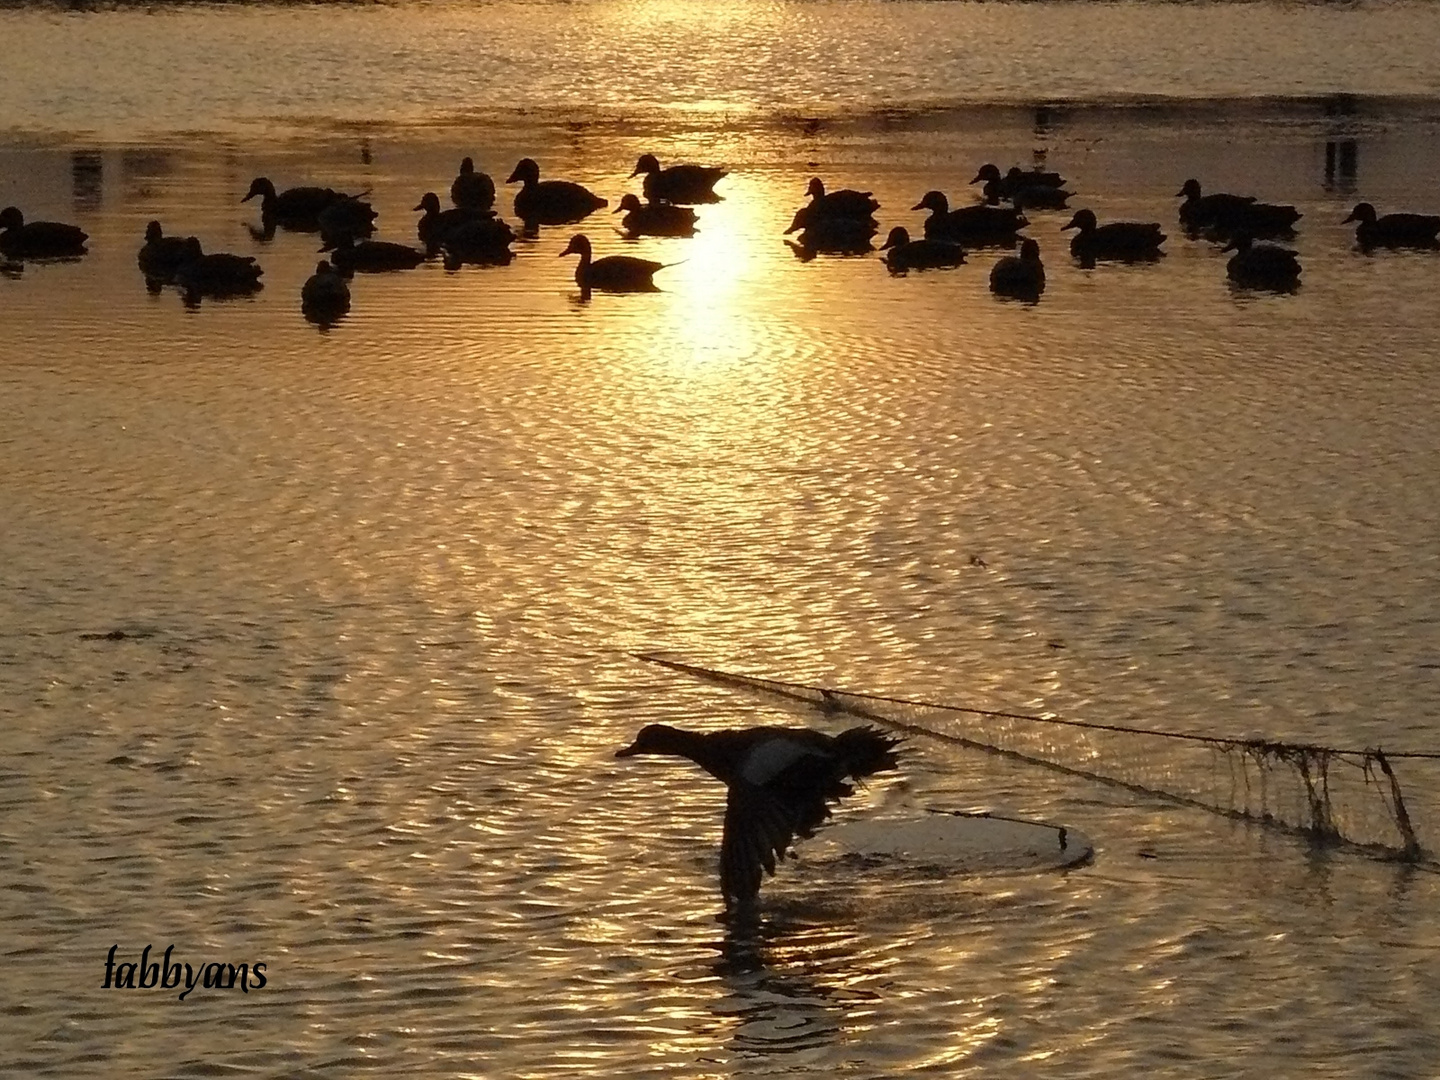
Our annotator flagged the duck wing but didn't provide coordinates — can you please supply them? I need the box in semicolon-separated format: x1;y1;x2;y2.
719;774;835;909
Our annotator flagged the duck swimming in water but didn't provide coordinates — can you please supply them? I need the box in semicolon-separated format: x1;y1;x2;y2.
507;158;608;226
136;220;197;283
912;191;1025;246
803;177;880;221
301;259;351;322
322;234;426;274
1222;234;1300;290
615;722;901;915
413;192;492;249
614;193;698;237
629;154;727;204
171;237;263;300
450;157;497;211
1342;202;1440;249
1175;179;1300;238
879;226;966;272
0;206;88;258
971;163;1069;198
989;238;1046;299
784;209;877;256
241;177;371;231
559;233;666;293
1062;209;1166;263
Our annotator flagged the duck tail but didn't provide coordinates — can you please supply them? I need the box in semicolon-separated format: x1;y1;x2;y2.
835;726;902;778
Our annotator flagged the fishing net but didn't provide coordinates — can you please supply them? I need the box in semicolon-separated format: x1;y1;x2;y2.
636;654;1440;867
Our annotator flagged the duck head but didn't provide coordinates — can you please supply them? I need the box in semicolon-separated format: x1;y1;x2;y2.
1020;238;1042;261
1219;234;1254;254
458;156;475;175
1176;178;1203;200
144;220;164;242
616;723;688;758
241;177;277;204
507;158;541;185
970;163;1002;185
912;190;949;214
805;177;827;201
630;154;661;178
314;260;333;275
783;206;815;235
180;236;204;260
0;206;24;230
1342;202;1377;225
615;193;644;214
559;233;592;259
1062;209;1097;232
413;192;442;215
880;226;910;250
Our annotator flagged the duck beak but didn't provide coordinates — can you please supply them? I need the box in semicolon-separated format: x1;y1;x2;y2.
1174;187;1187;198
910;200;925;211
1061;216;1079;231
627;167;641;178
240;192;256;203
1341;211;1357;224
505;168;522;184
411;202;425;212
612;205;623;214
968;172;984;184
615;741;640;758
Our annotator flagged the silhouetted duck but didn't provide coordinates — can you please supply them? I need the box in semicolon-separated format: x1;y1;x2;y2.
912;191;1025;245
1343;202;1440;249
785;210;876;256
804;178;880;220
615;723;901;914
630;154;727;204
301;259;350;321
450;157;497;211
241;177;369;230
413;192;492;249
1223;234;1300;289
971;163;1068;197
1062;209;1166;262
989;238;1046;298
136;220;197;282
615;193;698;237
1176;179;1300;237
1005;183;1073;212
316;196;379;246
559;233;666;292
440;215;517;268
0;206;88;258
879;226;965;271
507;158;608;226
172;237;263;299
323;234;426;274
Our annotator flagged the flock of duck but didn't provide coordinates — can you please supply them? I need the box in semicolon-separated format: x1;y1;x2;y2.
3;152;1440;320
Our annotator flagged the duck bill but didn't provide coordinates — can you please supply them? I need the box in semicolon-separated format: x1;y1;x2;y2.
1061;216;1080;231
615;742;641;758
1341;211;1358;224
411;202;426;212
909;201;926;212
505;168;523;184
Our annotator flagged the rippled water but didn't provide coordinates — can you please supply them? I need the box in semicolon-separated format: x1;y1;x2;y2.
6;2;1440;1077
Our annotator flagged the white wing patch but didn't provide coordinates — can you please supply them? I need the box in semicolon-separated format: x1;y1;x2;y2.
740;738;822;786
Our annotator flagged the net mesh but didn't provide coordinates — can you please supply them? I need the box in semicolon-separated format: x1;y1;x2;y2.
636;654;1440;868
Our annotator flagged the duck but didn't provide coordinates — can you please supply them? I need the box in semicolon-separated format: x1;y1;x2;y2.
136;220;197;282
1222;234;1300;289
615;722;901;914
784;210;877;255
879;226;965;271
1342;202;1440;248
614;193;698;237
322;234;426;274
301;259;351;321
971;163;1068;197
629;154;727;204
989;238;1046;298
1061;209;1166;262
316;196;379;246
1175;179;1300;237
507;158;608;226
241;177;370;230
171;237;263;298
413;192;493;249
1001;183;1074;212
559;233;666;293
450;157;497;211
912;191;1025;245
803;177;880;220
0;206;88;258
438;215;517;267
